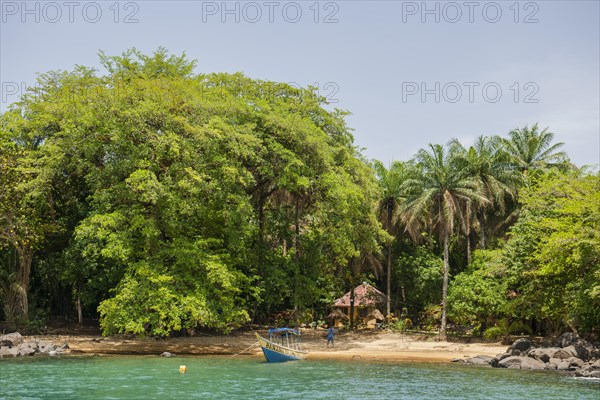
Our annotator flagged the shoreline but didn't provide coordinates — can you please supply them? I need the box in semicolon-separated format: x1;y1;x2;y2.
8;331;508;363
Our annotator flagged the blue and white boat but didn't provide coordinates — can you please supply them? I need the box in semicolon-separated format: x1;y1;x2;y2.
256;328;308;362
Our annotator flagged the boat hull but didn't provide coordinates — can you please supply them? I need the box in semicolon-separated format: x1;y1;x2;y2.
256;333;308;363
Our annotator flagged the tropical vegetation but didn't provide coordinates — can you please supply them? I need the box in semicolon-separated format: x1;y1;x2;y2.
1;49;597;338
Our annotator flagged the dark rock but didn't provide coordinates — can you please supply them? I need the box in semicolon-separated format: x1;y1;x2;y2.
19;347;35;356
498;356;546;370
575;359;600;377
528;347;560;363
463;355;493;366
572;341;593;362
554;345;578;359
39;344;57;354
556;357;584;371
0;340;13;348
0;346;12;357
545;361;558;370
0;332;23;347
556;360;571;371
547;357;562;370
508;338;533;355
60;343;69;350
491;353;511;367
555;333;597;361
18;341;38;353
451;358;461;362
587;359;600;371
557;332;579;348
566;357;584;369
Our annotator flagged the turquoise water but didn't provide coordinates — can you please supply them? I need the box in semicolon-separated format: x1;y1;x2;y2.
1;356;598;399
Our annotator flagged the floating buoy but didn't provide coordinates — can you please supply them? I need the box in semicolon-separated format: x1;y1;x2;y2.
179;365;187;373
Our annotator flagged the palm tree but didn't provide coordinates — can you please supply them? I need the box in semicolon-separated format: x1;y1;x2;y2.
401;144;488;339
449;136;519;255
373;160;411;316
501;124;568;174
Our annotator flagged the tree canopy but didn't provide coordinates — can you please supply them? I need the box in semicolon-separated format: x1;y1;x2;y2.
1;49;596;338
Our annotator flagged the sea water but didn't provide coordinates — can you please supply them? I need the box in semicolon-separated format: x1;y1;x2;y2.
1;356;598;399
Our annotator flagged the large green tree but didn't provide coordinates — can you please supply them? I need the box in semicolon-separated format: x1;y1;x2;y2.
402;144;488;339
0;48;384;335
0;111;58;322
501;123;569;175
373;160;411;315
449;136;519;257
502;170;600;333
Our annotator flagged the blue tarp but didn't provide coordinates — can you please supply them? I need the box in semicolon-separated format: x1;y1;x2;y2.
268;328;300;336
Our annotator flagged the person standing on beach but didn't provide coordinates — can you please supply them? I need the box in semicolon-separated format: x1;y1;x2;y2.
327;326;335;348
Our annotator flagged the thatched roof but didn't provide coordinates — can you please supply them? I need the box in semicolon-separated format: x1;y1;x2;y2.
333;282;386;308
326;308;349;320
368;308;385;321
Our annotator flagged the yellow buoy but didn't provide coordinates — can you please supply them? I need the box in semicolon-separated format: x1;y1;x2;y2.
179;365;187;373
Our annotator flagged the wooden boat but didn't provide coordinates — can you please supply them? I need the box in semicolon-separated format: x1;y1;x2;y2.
255;328;308;362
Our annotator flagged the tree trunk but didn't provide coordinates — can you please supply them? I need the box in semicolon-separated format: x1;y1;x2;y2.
465;208;472;265
293;197;301;308
440;229;450;341
251;194;266;324
478;210;486;249
479;228;486;249
76;292;83;325
16;244;33;320
349;285;355;330
386;203;392;317
466;231;471;265
257;194;265;269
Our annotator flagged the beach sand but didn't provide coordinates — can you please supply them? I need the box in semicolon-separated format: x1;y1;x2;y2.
31;330;507;363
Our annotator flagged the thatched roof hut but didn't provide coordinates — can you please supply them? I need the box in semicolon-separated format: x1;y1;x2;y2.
326;308;349;321
333;282;386;308
368;308;385;321
331;282;386;329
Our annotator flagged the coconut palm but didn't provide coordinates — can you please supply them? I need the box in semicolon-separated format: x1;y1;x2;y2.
501;124;568;174
449;136;519;255
373;160;411;316
401;144;488;339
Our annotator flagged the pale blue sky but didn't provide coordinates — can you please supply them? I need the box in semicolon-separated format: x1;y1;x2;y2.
2;1;599;166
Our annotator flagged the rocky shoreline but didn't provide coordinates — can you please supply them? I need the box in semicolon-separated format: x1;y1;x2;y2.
455;332;600;378
0;332;70;358
3;329;599;378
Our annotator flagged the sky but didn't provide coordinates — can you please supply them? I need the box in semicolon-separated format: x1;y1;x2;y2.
1;0;599;167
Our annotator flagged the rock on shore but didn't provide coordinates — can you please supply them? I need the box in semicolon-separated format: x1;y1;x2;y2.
454;333;600;378
0;332;69;358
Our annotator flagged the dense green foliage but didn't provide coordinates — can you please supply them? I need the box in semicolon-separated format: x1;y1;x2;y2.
448;172;599;335
1;49;597;337
0;49;383;336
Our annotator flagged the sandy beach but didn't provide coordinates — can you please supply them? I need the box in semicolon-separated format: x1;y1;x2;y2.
28;330;508;363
